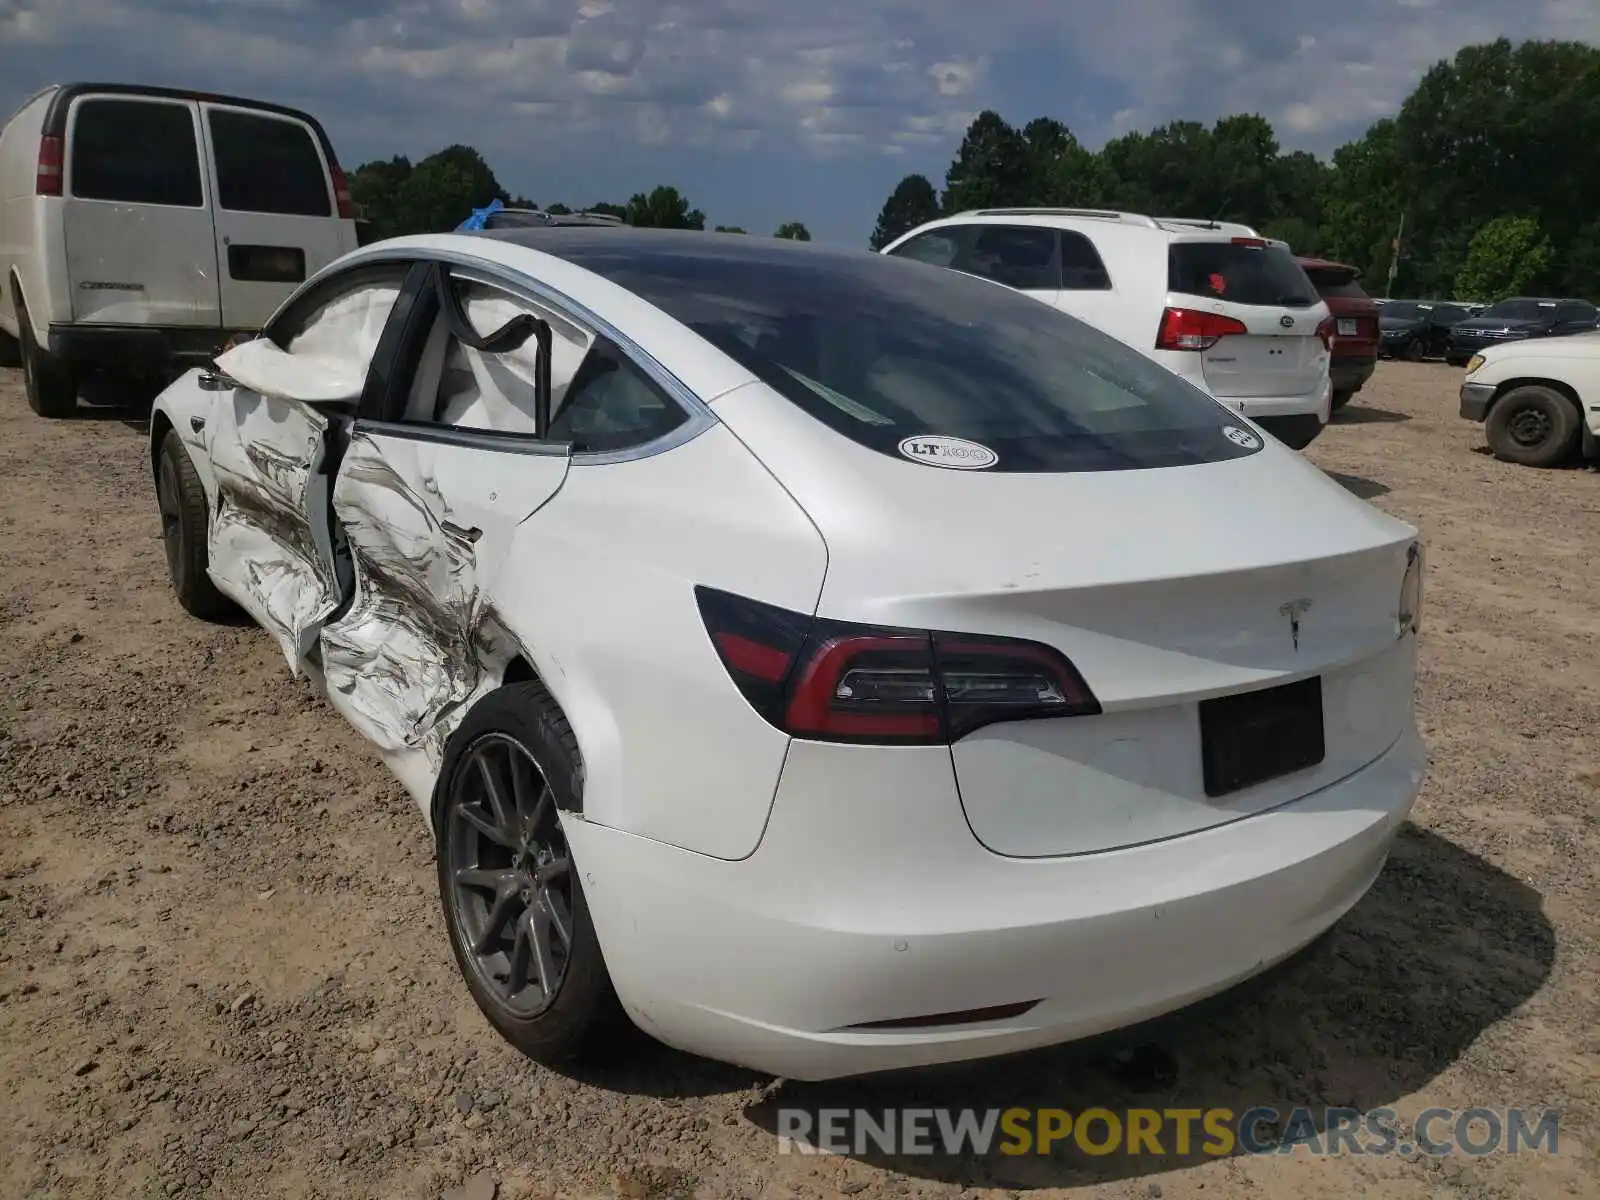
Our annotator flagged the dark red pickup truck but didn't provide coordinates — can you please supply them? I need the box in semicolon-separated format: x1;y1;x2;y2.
1297;257;1380;412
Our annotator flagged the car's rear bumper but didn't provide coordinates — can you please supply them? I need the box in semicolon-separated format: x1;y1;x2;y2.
567;724;1426;1082
47;323;247;374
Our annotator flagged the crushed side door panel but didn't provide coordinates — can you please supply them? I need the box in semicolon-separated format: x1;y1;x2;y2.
319;430;567;780
206;391;345;670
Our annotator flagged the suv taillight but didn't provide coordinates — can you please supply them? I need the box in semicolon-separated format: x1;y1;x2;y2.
1317;316;1336;350
329;161;355;220
696;586;1101;745
36;135;63;197
1156;307;1249;352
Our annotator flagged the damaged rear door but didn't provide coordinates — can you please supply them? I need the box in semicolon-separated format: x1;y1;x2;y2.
316;263;591;770
202;260;416;670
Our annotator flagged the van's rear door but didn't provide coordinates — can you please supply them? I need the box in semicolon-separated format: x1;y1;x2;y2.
1168;238;1330;400
62;94;223;327
199;103;352;332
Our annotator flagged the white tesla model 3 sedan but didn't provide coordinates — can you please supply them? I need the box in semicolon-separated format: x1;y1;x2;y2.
147;228;1427;1082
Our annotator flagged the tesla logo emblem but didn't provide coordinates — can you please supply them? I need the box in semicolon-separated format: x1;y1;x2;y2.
1280;598;1312;650
1279;315;1294;329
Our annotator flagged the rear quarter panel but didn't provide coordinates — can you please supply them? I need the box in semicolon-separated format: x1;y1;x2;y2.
492;421;828;862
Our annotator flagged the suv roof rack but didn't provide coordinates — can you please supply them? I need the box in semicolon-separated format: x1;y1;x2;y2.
962;207;1163;228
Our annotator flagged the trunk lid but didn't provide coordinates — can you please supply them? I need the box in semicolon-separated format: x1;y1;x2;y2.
1167;238;1331;398
711;385;1419;856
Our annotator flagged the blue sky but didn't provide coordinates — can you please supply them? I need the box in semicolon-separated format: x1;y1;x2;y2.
2;0;1596;245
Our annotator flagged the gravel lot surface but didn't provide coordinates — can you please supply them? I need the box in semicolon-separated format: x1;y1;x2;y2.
0;361;1595;1200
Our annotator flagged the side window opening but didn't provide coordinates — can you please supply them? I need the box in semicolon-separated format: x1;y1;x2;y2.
958;226;1058;291
1059;231;1112;290
401;277;592;435
885;228;969;267
68;97;203;208
274;265;410;382
548;339;689;454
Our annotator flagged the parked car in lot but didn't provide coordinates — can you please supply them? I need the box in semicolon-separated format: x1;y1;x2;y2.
148;228;1425;1081
1444;297;1599;366
0;81;359;417
1459;331;1600;467
879;209;1334;450
1379;300;1472;361
480;207;626;230
1297;256;1378;410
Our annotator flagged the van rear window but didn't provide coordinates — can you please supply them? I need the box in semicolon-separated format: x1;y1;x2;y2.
69;98;202;208
209;109;332;217
1169;242;1318;309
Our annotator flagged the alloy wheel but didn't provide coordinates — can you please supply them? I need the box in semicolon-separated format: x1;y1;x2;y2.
445;733;574;1016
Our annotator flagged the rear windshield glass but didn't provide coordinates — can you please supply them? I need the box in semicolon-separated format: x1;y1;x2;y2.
70;98;202;207
208;109;331;217
1483;299;1556;320
1169;242;1318;308
1302;268;1369;301
553;238;1267;473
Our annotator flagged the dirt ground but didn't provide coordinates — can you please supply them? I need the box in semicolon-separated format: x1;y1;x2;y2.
0;360;1596;1200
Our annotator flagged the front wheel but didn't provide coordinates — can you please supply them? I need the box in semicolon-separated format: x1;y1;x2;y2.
156;429;234;620
436;681;627;1066
1484;386;1581;468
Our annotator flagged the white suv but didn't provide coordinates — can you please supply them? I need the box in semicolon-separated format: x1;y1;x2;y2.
881;208;1333;449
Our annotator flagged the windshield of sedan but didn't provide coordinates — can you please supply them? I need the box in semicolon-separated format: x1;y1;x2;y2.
559;239;1265;472
1483;299;1556;320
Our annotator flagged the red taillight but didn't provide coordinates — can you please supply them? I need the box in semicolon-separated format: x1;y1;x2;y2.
35;135;62;197
695;586;1101;746
1317;316;1336;350
329;160;355;219
1156;307;1249;352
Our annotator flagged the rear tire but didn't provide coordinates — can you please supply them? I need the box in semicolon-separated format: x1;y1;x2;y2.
156;428;234;620
435;681;629;1067
16;297;76;418
1484;386;1581;468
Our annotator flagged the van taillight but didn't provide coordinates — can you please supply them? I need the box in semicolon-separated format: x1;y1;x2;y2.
329;161;355;220
1156;307;1249;352
695;586;1101;745
36;135;63;197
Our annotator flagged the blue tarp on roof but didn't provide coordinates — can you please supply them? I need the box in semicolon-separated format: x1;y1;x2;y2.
457;198;504;231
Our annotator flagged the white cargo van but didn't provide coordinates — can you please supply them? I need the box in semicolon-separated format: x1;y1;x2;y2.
0;83;360;417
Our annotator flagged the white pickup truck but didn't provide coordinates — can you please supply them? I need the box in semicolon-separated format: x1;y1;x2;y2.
1459;332;1600;468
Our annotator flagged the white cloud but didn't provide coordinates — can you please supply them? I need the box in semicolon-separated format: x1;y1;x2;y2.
1;0;1597;172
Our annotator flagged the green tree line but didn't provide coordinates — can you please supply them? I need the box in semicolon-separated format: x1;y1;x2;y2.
869;37;1600;302
347;146;809;242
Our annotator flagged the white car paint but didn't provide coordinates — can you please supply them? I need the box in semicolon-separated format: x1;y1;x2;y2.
879;209;1333;443
0;83;357;374
1460;330;1600;447
149;229;1425;1081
